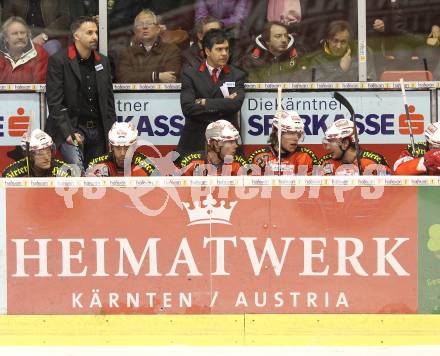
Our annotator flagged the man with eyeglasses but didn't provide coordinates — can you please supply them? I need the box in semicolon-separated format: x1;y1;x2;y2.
116;9;181;83
308;20;376;82
2;129;72;177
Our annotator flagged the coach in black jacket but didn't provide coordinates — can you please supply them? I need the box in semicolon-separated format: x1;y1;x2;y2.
45;16;116;173
177;29;246;156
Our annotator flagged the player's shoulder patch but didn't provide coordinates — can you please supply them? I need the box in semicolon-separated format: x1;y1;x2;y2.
89;153;111;167
53;159;71;168
361;150;390;167
233;154;247;166
51;159;73;177
247;146;271;163
407;141;428;158
179;152;204;168
2;158;28;177
298;146;319;165
317;153;333;166
132;151;157;176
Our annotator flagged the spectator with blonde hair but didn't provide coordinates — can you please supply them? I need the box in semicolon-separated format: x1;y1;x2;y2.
309;20;376;81
2;0;70;55
0;16;48;83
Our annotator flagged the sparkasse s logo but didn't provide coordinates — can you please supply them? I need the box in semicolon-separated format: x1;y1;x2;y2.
399;105;424;135
0;107;30;138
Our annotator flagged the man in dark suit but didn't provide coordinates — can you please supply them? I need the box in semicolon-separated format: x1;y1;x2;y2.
45;16;116;174
177;28;246;157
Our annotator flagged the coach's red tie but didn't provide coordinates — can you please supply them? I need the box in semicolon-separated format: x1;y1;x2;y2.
211;68;218;84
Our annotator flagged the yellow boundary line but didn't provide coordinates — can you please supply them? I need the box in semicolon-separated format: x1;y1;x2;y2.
0;315;439;346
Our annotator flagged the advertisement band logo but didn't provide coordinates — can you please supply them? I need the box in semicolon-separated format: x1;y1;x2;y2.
0;107;30;138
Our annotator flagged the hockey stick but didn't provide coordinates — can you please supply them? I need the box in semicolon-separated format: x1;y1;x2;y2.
399;78;416;154
277;85;283;175
24;110;34;177
60;108;85;175
333;91;363;175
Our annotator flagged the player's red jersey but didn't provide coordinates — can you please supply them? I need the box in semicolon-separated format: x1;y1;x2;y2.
318;149;392;175
179;152;247;176
87;151;157;176
247;146;318;175
393;142;439;175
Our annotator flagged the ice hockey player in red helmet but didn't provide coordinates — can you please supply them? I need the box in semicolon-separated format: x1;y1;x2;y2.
247;110;318;175
2;129;72;177
86;122;157;176
394;121;440;175
179;119;247;176
319;118;392;175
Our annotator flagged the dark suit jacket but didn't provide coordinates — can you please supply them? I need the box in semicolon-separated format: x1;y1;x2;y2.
45;43;116;146
177;61;246;155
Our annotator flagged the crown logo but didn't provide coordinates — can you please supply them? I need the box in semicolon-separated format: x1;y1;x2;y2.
182;194;237;226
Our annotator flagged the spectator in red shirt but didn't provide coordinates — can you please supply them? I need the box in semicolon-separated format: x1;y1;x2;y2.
0;16;48;83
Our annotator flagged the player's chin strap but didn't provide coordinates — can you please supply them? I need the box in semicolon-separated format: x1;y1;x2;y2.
338;137;351;158
339;143;348;158
208;142;223;165
212;141;222;159
339;140;362;172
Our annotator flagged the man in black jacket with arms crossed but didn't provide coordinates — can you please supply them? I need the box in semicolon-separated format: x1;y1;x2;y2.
177;28;245;158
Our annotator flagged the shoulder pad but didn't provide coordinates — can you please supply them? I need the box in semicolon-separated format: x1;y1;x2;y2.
298;146;319;165
361;150;390;166
180;152;203;168
132;152;157;176
233;154;247;166
53;159;69;167
407;142;428;158
2;158;28;177
317;153;333;166
52;159;73;177
247;147;271;163
88;154;111;167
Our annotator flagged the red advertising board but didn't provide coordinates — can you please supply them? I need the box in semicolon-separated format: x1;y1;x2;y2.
6;183;418;314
